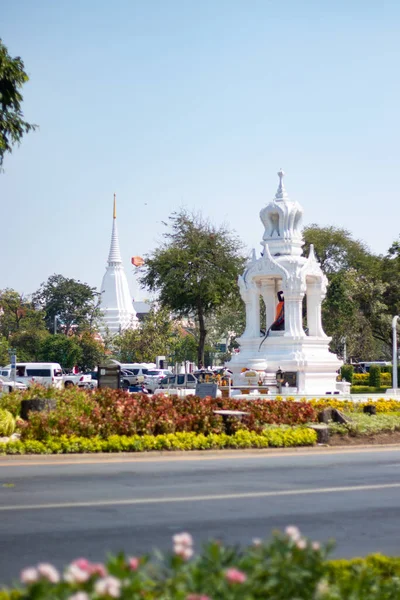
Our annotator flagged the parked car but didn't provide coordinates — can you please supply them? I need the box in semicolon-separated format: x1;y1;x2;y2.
0;375;27;393
62;372;94;389
144;369;173;392
157;373;198;390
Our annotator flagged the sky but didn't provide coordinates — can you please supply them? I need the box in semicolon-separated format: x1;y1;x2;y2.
1;0;400;300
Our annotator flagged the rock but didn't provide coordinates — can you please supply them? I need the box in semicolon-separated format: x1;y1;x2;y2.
308;424;330;444
363;405;377;416
20;398;57;421
0;437;10;444
318;408;333;423
331;409;352;424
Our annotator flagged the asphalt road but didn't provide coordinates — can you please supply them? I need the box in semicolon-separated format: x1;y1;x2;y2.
1;447;400;585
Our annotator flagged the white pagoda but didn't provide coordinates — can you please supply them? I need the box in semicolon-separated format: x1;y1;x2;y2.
228;170;342;394
99;195;138;335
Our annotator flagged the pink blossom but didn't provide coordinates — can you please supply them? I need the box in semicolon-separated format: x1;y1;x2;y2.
88;563;107;577
72;558;90;571
296;539;307;550
285;525;301;541
20;567;39;584
173;532;193;547
174;544;194;560
94;575;121;598
186;595;211;600
69;593;90;600
225;568;247;584
312;541;321;551
37;563;60;583
128;557;139;571
64;564;90;584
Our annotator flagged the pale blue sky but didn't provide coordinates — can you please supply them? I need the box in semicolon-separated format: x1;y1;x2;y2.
1;0;399;299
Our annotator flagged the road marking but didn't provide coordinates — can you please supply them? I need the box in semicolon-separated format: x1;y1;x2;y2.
1;482;400;511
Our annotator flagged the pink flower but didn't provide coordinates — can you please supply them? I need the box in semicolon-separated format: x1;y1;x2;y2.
128;557;139;571
285;525;301;541
20;567;39;584
94;576;121;598
174;545;194;560
37;563;60;583
173;532;193;547
69;593;90;600
72;558;90;571
64;564;90;584
312;541;321;551
186;595;211;600
88;563;107;577
296;539;307;550
225;568;247;584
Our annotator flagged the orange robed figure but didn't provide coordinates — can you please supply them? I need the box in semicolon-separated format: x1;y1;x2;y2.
259;291;285;350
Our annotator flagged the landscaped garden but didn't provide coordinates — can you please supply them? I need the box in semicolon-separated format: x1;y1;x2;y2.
2;526;400;599
2;386;400;454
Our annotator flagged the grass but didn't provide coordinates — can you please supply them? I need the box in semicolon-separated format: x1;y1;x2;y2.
328;412;400;436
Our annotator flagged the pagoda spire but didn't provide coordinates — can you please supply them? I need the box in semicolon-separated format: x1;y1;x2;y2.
108;193;122;264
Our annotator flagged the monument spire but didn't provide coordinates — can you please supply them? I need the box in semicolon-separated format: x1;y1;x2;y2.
100;194;138;335
107;194;122;264
275;168;288;200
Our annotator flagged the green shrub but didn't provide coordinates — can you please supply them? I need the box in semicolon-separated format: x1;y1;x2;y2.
329;412;400;436
381;365;393;374
350;385;389;394
6;528;400;600
340;364;354;384
0;409;15;437
0;427;318;454
369;365;381;387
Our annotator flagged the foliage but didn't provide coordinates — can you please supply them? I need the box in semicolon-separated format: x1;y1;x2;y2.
0;408;15;436
0;428;317;454
328;412;400;436
113;307;175;363
4;528;400;599
32;274;101;335
353;373;391;384
39;334;82;369
17;390;318;441
350;386;389;394
10;329;50;362
0;39;37;169
340;364;354;384
0;289;46;340
76;332;105;371
369;365;381;388
140;209;245;366
306;398;400;413
0;336;10;365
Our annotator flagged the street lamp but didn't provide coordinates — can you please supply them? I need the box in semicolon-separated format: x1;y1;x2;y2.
392;316;399;390
276;367;285;394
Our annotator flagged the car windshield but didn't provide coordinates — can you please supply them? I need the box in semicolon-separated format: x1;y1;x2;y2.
147;370;161;376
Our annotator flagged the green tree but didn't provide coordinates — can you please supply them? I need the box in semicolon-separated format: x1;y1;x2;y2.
140;210;244;366
0;336;10;366
10;329;49;362
0;289;46;339
39;334;82;369
113;307;175;363
33;274;102;335
76;332;105;371
0;39;37;169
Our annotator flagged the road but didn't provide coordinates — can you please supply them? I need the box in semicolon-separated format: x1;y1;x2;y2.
1;446;400;585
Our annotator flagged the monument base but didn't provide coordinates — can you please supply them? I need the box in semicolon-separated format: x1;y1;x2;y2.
227;333;342;395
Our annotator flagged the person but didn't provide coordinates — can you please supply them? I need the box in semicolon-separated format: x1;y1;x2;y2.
259;291;285;350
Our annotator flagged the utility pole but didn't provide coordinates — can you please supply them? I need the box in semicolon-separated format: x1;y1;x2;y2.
54;315;57;334
392;316;399;390
341;337;347;364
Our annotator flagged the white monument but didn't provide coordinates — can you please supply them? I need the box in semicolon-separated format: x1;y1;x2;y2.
228;170;342;394
99;195;139;335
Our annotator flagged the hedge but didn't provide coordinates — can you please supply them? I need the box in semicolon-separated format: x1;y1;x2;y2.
0;427;317;455
3;529;400;600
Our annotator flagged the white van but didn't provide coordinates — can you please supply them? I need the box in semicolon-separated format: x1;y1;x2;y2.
2;362;64;389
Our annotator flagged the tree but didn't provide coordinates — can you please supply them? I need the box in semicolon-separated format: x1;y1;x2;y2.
0;39;37;169
0;289;46;339
0;337;9;366
33;274;102;335
76;332;105;371
10;329;49;362
140;210;245;366
39;334;82;369
113;307;175;363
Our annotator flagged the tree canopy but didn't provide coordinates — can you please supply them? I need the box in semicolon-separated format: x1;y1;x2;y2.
33;274;101;335
0;39;37;168
140;210;245;365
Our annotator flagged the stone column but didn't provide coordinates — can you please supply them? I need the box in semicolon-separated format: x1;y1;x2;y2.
283;279;305;338
239;278;260;338
306;280;325;337
260;280;277;330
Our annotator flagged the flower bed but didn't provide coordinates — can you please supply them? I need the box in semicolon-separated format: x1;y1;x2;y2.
329;412;400;437
0;427;317;454
2;388;318;441
2;528;400;599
